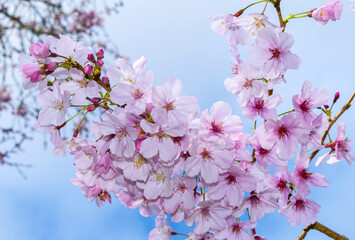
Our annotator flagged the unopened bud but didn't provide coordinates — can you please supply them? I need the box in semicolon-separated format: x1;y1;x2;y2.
90;97;101;105
96;49;104;59
46;62;57;71
87;53;95;62
97;59;104;67
73;129;79;138
333;92;340;104
234;9;244;18
324;104;329;109
87;104;96;112
84;65;93;74
102;76;110;88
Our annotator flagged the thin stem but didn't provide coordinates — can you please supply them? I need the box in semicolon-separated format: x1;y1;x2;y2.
297;222;349;240
242;0;267;11
278;109;295;117
172;232;189;237
309;91;355;162
262;0;269;14
65;107;86;123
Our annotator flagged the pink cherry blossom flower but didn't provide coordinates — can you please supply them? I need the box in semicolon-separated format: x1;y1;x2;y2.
249;29;300;76
238;189;278;222
242;94;283;120
163;175;196;213
316;122;355;166
266;167;291;207
264;113;309;160
199;101;243;140
207;166;256;206
184;137;235;184
149;217;172;240
289;148;328;196
151;77;199;125
37;81;70;126
185;200;231;235
143;169;173;200
93;111;138;158
279;193;320;226
224;63;267;107
113;153;152;182
292;80;329;126
312;0;343;25
214;218;254;240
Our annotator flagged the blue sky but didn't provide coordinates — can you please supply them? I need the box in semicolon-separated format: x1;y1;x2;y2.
1;0;355;239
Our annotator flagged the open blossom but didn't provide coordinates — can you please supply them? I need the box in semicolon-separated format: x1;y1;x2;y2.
214;218;253;240
199;101;243;140
266;167;291;207
224;63;267;106
184;136;235;184
37;81;70;126
151;77;199;125
264;113;309;160
207;166;256;206
249;29;300;76
149;217;171;240
292;80;329;126
186;200;231;235
279;193;320;226
242;94;283;120
312;0;343;25
143;169;173;200
93;111;138;158
316;122;355;166
289;148;328;196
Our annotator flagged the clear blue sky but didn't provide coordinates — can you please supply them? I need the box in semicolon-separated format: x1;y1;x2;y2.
1;1;355;239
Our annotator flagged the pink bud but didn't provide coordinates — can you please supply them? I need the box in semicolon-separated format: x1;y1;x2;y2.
90;97;101;105
87;53;95;62
102;76;110;88
87;104;96;112
333;92;340;104
46;62;57;72
84;65;93;74
324;104;329;109
29;41;50;59
97;59;104;67
96;49;104;59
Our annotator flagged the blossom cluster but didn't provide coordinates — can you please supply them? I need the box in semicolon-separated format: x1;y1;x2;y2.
19;0;354;239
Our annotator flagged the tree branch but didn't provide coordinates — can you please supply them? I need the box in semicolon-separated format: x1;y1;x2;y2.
297;222;349;240
309;91;355;162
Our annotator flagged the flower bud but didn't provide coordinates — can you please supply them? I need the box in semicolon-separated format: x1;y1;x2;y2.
233;9;244;18
90;97;101;105
102;76;110;88
29;42;50;59
96;49;104;59
87;104;96;112
84;65;93;74
97;59;104;67
46;62;57;72
333;92;340;104
87;53;95;62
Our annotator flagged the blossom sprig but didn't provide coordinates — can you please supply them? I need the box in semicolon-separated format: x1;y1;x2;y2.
19;0;355;239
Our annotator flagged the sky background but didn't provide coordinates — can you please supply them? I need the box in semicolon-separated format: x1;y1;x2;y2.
1;0;355;239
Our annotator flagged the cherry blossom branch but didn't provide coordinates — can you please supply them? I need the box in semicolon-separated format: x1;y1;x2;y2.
297;221;349;240
273;0;286;29
309;91;355;162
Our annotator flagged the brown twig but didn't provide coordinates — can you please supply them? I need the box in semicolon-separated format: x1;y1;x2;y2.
273;0;285;29
297;222;349;240
309;91;355;162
